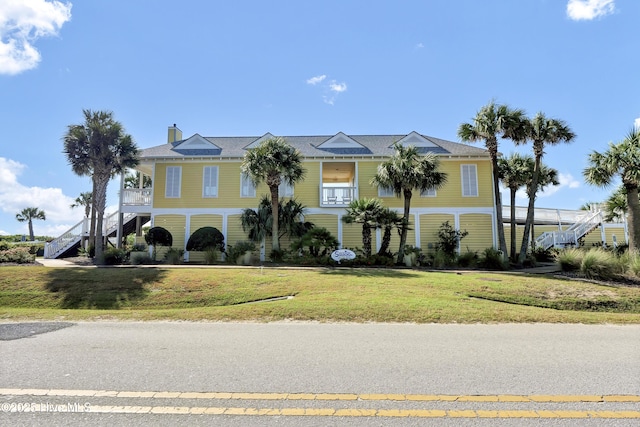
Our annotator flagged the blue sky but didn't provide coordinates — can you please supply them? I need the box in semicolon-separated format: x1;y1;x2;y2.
0;0;638;237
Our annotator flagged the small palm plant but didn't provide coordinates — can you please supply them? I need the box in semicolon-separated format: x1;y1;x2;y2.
15;207;46;241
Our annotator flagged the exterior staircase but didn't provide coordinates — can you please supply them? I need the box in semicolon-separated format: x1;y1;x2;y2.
44;212;137;259
535;209;603;250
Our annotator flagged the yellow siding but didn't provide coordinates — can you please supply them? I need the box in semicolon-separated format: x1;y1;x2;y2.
188;215;224;263
305;214;339;244
459;213;493;253
419;214;455;252
341;221;378;252
152;214;186;258
360;159;494;210
292;162;320;207
385;215;416;253
226;214;250;248
603;226;626;247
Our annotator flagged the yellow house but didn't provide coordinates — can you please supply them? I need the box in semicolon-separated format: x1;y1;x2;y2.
117;125;497;261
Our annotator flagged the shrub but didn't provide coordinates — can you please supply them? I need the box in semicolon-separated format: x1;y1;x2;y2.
436;221;469;258
478;247;508;270
626;253;640;278
556;248;583;272
186;227;225;252
269;249;286;262
130;252;154;265
131;243;147;252
292;227;339;257
225;241;257;264
457;250;478;268
102;247;127;265
0;247;35;263
145;227;173;247
0;241;14;251
163;248;184;265
580;248;621;281
203;248;220;264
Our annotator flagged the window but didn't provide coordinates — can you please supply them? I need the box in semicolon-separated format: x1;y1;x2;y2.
279;180;294;197
165;166;181;198
378;186;395;197
420;187;436;197
461;164;478;197
202;166;218;197
241;173;256;198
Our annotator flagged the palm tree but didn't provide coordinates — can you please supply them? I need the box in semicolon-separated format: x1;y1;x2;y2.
371;143;447;263
342;198;384;257
241;137;305;254
63;110;139;261
525;163;559;250
16;207;46;241
458;101;528;256
240;196;311;252
376;207;403;257
498;153;533;261
70;191;93;219
603;186;627;223
584;128;640;252
518;113;575;263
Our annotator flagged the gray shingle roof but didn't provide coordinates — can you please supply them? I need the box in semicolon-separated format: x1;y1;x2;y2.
140;133;489;159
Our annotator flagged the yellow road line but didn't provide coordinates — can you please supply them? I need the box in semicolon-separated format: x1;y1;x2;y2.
4;405;638;418
2;388;639;403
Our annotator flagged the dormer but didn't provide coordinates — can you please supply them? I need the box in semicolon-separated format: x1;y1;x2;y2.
315;132;371;155
244;133;275;150
394;131;448;154
172;134;222;156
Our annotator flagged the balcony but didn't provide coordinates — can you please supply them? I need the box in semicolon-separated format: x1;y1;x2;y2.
321;186;356;207
122;188;152;206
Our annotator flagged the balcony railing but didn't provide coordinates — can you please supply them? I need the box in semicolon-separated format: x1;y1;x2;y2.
320;186;356;207
122;188;152;206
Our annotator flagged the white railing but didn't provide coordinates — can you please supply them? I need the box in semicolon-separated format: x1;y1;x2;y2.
122;188;152;206
45;212;138;258
502;206;593;224
535;210;603;250
44;218;87;258
320;186;357;207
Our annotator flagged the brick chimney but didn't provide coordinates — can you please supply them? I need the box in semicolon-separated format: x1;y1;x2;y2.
168;124;182;144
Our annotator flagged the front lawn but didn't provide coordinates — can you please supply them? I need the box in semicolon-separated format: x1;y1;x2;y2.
1;266;639;323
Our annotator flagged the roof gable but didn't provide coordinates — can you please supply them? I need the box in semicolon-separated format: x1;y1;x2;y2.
315;132;372;155
243;133;275;150
172;134;221;156
395;131;438;148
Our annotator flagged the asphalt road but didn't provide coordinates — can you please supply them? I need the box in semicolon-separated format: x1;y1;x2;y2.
1;322;639;426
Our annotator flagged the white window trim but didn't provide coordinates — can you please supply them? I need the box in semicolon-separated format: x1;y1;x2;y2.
461;164;478;197
202;166;219;198
420;187;437;197
279;180;294;197
241;173;256;198
378;186;395;197
165;166;181;198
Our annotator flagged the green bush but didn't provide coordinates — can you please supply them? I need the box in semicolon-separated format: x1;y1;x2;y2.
457;250;478;268
186;227;225;252
203;248;220;264
0;247;35;263
556;248;583;272
626;253;640;278
292;227;339;257
102;247;127;265
145;227;173;247
130;252;154;265
0;241;14;251
580;248;622;281
163;248;184;265
225;241;257;264
478;247;508;270
436;221;469;258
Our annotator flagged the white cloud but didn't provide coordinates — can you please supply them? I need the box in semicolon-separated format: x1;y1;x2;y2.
329;81;347;93
566;0;615;21
0;0;72;75
0;157;81;235
306;74;326;85
634;117;640;129
416;42;424;49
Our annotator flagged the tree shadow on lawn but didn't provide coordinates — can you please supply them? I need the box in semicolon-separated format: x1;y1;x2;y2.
320;267;420;278
44;268;166;309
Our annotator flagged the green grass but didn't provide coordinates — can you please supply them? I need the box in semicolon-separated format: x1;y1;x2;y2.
1;266;639;323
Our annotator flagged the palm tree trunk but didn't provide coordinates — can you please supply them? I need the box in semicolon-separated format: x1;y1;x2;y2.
28;220;34;241
378;227;392;256
362;225;372;257
94;176;109;262
397;190;412;264
510;189;517;262
270;186;280;253
626;185;640;253
89;176;98;253
492;158;508;256
518;158;541;264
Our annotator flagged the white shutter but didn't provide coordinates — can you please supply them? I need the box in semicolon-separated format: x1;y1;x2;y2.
203;166;218;197
165;166;181;198
462;164;478;197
